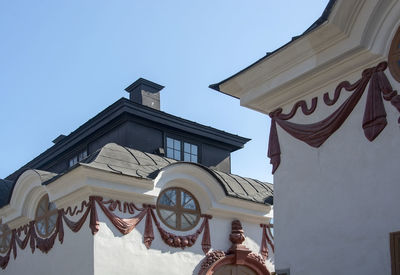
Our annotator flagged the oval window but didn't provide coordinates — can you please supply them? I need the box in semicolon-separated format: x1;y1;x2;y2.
0;223;11;254
388;26;400;82
35;195;58;238
156;187;201;231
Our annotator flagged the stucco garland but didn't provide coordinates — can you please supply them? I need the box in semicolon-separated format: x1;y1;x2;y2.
268;61;400;173
198;220;271;275
0;196;212;270
260;224;274;260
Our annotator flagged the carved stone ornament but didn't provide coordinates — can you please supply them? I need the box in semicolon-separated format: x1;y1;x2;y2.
0;196;212;270
268;61;400;174
198;220;270;275
260;224;274;260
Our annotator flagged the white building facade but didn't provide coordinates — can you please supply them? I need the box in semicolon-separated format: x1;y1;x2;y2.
211;0;400;274
0;143;274;275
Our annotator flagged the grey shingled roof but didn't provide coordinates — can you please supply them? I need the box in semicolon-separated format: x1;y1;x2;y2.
0;143;273;209
0;179;14;208
80;143;273;205
80;143;178;179
0;170;56;209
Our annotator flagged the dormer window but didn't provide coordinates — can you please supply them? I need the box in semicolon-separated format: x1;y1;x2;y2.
166;137;181;160
156;187;201;231
166;137;198;163
68;149;88;167
184;142;197;162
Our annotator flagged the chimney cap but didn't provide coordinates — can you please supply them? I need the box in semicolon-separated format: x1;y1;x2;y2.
125;78;164;94
52;134;67;144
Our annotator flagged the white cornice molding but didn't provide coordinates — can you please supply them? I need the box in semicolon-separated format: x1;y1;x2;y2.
2;164;272;228
218;0;400;113
3;170;56;224
153;163;271;224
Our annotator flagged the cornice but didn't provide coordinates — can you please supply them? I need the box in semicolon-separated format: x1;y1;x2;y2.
241;49;382;113
215;0;400;114
1;165;272;229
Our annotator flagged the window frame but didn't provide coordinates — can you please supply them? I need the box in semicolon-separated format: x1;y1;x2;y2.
68;148;88;167
165;135;200;163
35;195;59;238
391;231;400;275
156;187;201;231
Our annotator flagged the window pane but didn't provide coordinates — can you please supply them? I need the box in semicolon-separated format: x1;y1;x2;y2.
48;216;57;231
191;155;198;163
167;137;173;148
49;202;56;211
184;199;196;210
182;192;196;210
182;192;191;206
174;149;181;160
159;189;176;206
37;221;46;235
191;145;197;155
184;153;191;161
174;139;180;149
37;204;46;217
49;213;58;226
183;213;198;225
79;150;87;160
184;142;190;153
181;215;191;229
69;156;78;167
166;148;174;158
166;214;176;227
160;209;176;227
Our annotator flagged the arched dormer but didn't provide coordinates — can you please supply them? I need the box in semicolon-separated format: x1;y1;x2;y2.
3;169;56;226
152;162;272;224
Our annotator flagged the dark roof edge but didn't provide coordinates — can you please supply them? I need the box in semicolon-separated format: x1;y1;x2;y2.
209;0;337;92
6;98;249;181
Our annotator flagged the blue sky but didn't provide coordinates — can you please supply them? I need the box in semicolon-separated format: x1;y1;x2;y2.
0;0;329;182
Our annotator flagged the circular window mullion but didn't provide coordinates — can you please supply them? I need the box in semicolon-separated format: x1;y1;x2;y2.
176;189;182;230
158;204;178;212
181;213;193;227
157;187;201;231
45;212;49;236
35;196;58;238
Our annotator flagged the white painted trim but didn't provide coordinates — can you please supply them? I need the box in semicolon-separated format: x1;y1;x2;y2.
217;0;400;114
2;164;272;229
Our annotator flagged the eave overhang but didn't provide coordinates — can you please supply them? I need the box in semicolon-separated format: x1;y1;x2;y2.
6;98;250;181
210;0;397;114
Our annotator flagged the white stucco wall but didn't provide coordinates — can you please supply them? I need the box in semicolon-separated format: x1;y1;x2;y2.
1;218;94;275
274;69;400;274
94;205;272;275
0;152;273;274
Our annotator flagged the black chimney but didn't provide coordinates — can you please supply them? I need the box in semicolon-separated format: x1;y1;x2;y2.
125;78;164;110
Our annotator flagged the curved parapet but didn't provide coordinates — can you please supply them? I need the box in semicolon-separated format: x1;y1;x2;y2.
1;169;56;225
